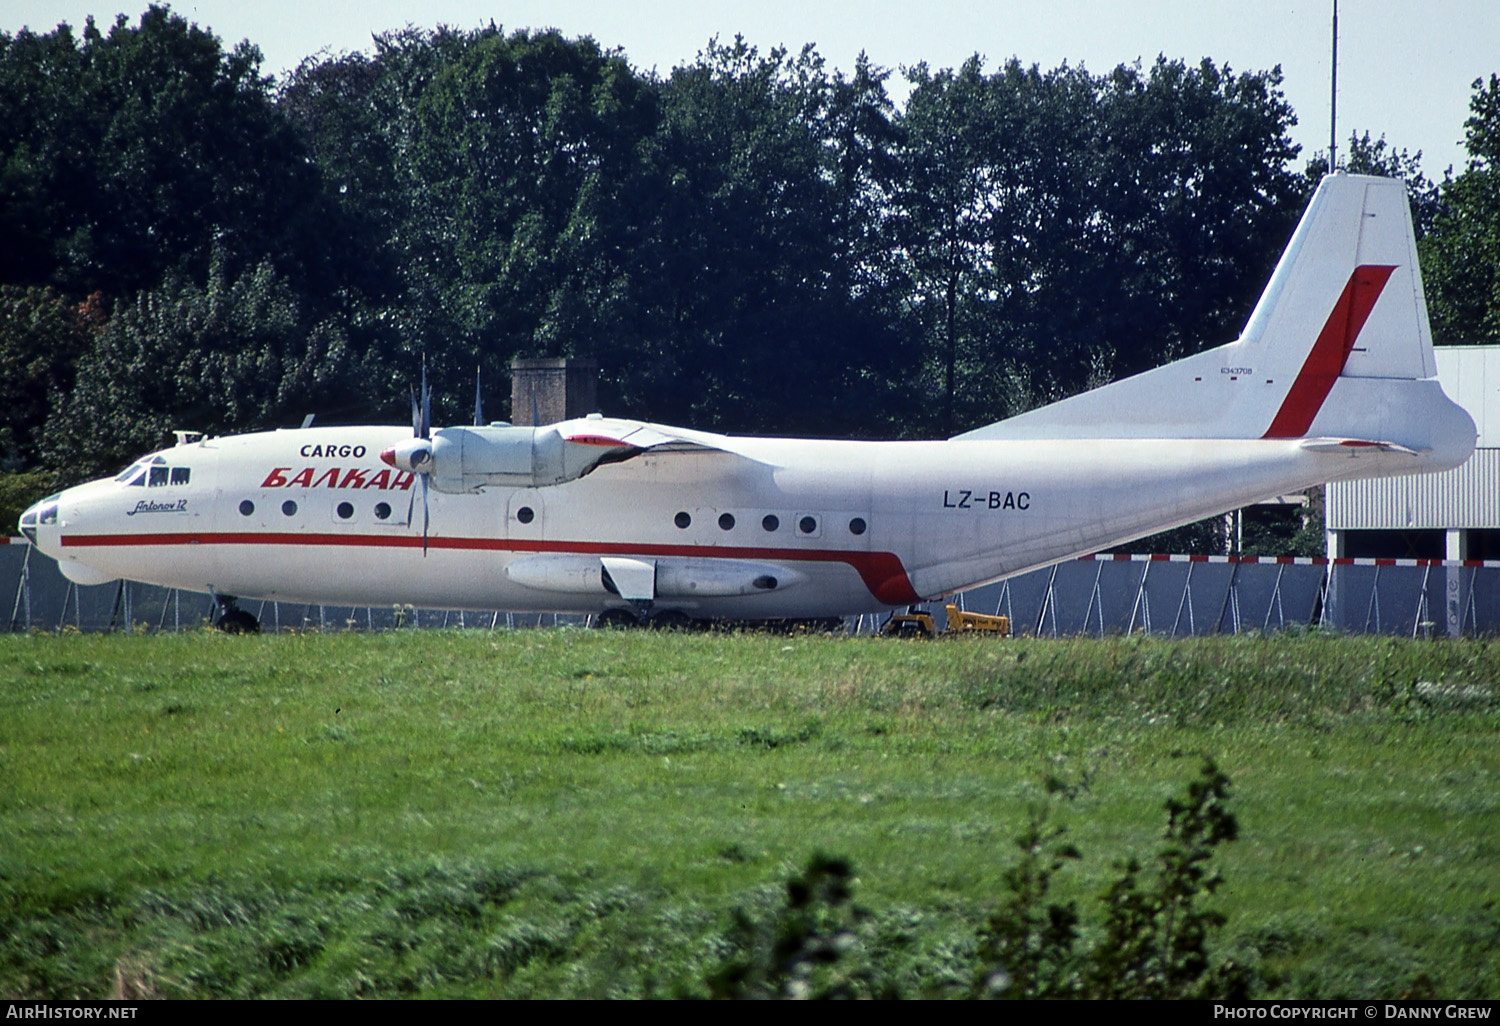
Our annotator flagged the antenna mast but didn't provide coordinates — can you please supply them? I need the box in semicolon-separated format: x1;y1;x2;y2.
1330;0;1339;170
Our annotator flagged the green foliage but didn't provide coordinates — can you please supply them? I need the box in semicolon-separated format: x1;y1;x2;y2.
42;256;371;481
0;287;102;468
0;8;1492;472
974;759;1250;999
0;470;54;531
710;853;882;999
1421;75;1500;344
973;797;1084;996
2;633;1497;998
0;6;327;298
896;57;1304;433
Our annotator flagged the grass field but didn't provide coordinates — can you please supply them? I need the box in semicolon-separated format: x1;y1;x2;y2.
1;629;1496;998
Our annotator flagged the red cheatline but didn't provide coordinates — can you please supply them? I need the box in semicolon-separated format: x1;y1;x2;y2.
61;531;921;606
1262;264;1396;439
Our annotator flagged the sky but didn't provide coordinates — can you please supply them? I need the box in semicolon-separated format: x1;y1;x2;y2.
6;0;1497;180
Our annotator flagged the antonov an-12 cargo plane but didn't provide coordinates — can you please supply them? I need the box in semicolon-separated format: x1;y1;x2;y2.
19;175;1477;630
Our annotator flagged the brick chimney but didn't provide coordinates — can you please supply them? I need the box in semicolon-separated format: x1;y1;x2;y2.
509;357;599;425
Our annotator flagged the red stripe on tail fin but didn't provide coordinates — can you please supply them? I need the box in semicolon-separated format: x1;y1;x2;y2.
1262;264;1396;438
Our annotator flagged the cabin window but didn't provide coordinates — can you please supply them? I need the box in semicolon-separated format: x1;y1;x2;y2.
798;516;818;535
149;466;169;487
718;513;735;531
516;506;535;524
849;517;867;536
336;501;354;520
123;469;146;487
282;500;298;517
239;500;254;517
674;511;691;529
171;467;190;485
115;462;144;483
762;514;779;532
374;502;392;520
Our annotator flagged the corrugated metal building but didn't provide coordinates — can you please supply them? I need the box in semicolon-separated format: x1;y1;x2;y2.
1327;345;1500;559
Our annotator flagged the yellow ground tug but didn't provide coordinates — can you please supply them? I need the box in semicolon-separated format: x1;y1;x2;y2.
881;604;1010;639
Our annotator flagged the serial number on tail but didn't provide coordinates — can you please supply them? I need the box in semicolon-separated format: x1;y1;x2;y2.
943;489;1031;510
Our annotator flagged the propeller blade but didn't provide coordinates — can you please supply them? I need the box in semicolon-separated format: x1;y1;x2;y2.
420;357;432;439
410;387;420;437
421;474;430;556
474;366;484;426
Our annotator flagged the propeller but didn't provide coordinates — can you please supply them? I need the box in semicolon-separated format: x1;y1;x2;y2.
380;357;434;554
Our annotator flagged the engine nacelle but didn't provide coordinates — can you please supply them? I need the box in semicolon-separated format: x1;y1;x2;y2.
415;425;628;493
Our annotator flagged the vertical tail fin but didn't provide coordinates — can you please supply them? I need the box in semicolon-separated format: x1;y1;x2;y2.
957;174;1471;466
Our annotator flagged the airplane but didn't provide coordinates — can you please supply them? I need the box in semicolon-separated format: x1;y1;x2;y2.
17;174;1478;632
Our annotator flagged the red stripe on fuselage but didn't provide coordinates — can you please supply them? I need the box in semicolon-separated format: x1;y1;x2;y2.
60;532;922;606
1262;264;1396;439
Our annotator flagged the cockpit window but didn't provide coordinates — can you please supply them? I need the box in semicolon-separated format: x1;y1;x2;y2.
117;456;188;487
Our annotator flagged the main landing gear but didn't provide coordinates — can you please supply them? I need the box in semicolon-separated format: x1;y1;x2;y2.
591;607;699;631
212;595;261;634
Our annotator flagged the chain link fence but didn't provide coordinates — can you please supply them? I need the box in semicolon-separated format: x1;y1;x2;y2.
7;540;1499;636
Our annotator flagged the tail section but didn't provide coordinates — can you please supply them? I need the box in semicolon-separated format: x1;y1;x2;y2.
957;174;1474;471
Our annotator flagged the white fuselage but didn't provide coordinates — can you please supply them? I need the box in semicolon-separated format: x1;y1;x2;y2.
26;423;1420;619
20;178;1477;620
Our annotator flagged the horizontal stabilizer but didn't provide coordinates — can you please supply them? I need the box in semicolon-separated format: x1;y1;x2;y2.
1298;437;1425;456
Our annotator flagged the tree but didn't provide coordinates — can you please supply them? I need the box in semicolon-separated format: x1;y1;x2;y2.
44;256;368;482
1421;75;1500;343
0;6;328;299
0;287;102;469
891;57;1303;434
1092;60;1304;378
631;38;910;435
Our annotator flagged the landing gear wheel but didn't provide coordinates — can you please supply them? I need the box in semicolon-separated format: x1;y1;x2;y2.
594;609;640;630
216;607;261;634
649;609;695;632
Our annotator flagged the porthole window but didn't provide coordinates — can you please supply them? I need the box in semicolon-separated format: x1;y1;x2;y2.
849;517;867;536
282;500;298;517
336;501;354;520
517;506;535;524
374;502;392;521
798;515;817;535
674;511;691;529
762;514;780;532
718;512;735;531
238;500;254;517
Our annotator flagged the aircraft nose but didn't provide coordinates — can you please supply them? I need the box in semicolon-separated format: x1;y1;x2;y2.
18;494;60;545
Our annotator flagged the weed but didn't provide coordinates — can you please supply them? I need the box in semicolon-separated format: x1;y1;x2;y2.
709;853;883;999
975;759;1252;999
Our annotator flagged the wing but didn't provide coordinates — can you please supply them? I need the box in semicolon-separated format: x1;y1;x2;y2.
554;416;781;466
